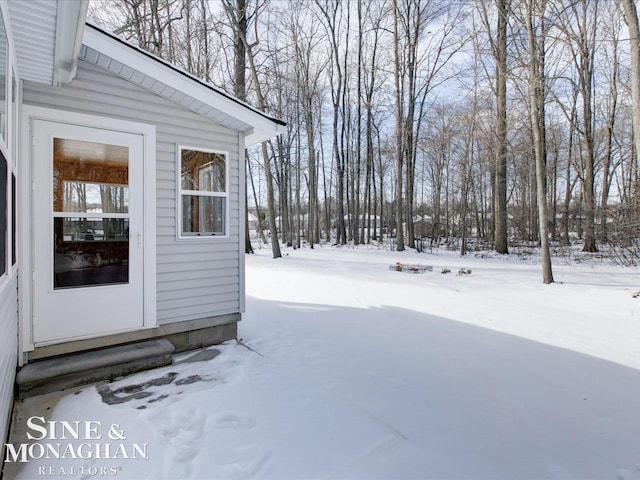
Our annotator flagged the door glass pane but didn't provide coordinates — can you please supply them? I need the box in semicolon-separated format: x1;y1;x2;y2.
61;181;128;213
52;137;130;289
54;217;129;289
53;138;128;213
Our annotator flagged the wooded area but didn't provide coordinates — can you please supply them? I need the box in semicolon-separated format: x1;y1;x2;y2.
89;0;640;280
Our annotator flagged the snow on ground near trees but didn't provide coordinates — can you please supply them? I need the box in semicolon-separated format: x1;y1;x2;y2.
10;246;640;479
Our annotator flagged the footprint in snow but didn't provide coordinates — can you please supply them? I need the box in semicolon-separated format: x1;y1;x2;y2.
617;469;635;480
211;445;270;479
366;372;409;388
212;413;257;430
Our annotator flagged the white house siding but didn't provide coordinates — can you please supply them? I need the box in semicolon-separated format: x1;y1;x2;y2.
0;275;18;444
23;60;241;325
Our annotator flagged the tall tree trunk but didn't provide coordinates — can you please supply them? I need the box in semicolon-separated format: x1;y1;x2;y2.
224;0;253;254
356;0;363;245
263;143;282;258
525;0;553;283
392;0;405;251
247;153;267;244
556;0;598;252
601;32;619;243
549;140;558;241
316;0;347;245
495;0;509;254
623;0;640;172
581;70;597;253
223;0;281;258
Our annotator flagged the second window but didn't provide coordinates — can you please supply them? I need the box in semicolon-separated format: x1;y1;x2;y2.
179;147;228;237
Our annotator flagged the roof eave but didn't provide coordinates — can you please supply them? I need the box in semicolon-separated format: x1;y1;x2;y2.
53;0;89;86
82;25;285;140
245;123;288;147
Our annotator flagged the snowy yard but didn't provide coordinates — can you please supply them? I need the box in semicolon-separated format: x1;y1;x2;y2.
8;246;640;479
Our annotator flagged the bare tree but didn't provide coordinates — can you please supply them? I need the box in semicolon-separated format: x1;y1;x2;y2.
599;4;622;243
222;0;256;254
315;0;349;245
622;0;640;171
288;1;326;247
222;0;282;258
478;0;510;254
93;0;184;60
361;1;387;243
553;0;599;253
392;0;405;250
521;0;554;283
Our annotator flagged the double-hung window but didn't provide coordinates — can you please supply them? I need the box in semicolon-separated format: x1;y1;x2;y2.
179;146;228;237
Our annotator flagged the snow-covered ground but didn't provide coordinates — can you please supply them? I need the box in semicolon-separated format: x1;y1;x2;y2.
8;246;640;479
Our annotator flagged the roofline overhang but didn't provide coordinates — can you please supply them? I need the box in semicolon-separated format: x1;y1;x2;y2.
82;23;285;146
245;122;288;146
53;0;89;86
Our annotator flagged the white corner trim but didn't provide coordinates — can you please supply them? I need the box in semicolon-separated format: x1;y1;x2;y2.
238;132;246;314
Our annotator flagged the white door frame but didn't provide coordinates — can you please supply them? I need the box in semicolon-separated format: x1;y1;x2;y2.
20;106;156;354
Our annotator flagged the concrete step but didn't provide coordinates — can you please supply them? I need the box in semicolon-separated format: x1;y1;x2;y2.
16;339;175;399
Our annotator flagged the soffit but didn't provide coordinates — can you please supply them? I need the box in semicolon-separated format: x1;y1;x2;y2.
8;1;57;84
80;44;252;134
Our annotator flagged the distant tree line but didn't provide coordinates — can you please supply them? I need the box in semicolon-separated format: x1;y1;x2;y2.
89;0;640;280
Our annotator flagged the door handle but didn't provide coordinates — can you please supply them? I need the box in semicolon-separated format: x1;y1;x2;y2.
137;231;142;248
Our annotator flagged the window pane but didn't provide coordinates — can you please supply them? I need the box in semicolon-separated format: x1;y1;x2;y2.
61;181;128;213
181;150;225;192
182;195;225;235
11;73;15;155
54;217;129;289
0;151;5;276
11;173;15;265
53;138;129;213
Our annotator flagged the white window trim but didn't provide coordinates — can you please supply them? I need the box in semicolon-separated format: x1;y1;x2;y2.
0;143;9;290
9;67;19;277
176;145;230;240
0;4;17;289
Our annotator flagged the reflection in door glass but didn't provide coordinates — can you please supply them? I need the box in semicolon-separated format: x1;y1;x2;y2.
54;218;129;289
61;181;129;213
53;138;129;212
52;137;131;289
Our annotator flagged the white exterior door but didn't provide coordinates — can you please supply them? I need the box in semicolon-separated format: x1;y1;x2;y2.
33;120;145;344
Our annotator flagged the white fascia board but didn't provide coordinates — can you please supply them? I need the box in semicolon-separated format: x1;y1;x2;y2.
245;123;288;147
82;27;283;142
53;0;89;86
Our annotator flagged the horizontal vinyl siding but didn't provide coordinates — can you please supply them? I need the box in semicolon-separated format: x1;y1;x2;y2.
0;275;18;445
24;61;241;325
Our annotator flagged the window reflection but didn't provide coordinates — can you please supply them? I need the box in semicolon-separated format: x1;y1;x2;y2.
181;150;225;192
61;181;128;213
54;218;129;289
182;196;225;235
53;138;128;212
52;137;131;289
